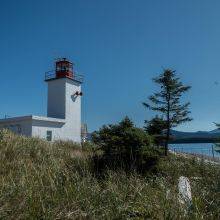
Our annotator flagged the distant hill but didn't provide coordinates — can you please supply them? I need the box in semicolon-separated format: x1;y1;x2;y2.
171;129;220;138
170;129;220;143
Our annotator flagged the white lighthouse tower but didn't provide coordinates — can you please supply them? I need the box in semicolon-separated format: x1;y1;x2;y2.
45;58;83;142
0;58;83;143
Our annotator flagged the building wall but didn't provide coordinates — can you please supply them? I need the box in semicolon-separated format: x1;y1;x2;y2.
0;118;66;142
47;78;66;119
31;120;64;141
47;78;82;142
64;78;82;142
0;119;32;136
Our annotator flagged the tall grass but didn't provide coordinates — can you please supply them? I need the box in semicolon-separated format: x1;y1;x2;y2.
0;130;219;219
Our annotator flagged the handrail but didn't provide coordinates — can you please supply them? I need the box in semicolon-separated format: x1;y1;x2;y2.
45;71;84;83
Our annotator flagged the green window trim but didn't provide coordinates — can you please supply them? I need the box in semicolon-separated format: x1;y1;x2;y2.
46;130;52;141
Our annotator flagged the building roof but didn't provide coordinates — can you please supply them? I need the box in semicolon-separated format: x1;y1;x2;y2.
0;115;66;124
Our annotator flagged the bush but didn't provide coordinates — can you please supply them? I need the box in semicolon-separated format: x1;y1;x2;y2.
92;117;161;173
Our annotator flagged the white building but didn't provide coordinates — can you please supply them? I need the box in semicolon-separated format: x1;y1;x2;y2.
0;58;83;142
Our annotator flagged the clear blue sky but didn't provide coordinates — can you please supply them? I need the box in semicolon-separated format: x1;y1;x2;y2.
1;0;220;132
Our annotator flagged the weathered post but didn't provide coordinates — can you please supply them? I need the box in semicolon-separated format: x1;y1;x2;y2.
178;176;192;213
212;145;215;159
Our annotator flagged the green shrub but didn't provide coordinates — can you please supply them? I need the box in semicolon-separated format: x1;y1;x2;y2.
81;141;98;153
92;117;161;173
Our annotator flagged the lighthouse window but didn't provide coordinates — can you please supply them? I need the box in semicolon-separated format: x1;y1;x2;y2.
46;130;52;141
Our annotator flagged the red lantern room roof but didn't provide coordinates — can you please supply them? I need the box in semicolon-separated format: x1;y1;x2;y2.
45;58;83;83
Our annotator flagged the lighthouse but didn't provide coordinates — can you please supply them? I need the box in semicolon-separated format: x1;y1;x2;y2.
45;58;83;142
0;58;83;143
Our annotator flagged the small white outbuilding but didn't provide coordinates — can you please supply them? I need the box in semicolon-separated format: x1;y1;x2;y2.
0;58;83;143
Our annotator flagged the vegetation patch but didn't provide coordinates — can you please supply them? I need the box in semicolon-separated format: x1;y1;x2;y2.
0;130;219;219
92;117;162;175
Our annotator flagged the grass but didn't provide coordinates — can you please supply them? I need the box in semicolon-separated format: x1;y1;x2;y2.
0;130;219;219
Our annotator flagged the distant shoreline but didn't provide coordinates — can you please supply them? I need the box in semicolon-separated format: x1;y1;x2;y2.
169;137;220;144
170;150;220;164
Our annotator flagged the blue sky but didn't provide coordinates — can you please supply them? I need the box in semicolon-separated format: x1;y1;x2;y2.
1;0;220;132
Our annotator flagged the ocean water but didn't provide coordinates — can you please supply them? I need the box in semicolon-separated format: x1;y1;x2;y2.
169;143;220;158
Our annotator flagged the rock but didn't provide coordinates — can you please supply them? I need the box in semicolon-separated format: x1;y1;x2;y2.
178;176;192;206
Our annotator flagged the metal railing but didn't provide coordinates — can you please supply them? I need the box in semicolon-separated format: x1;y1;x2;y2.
45;71;84;83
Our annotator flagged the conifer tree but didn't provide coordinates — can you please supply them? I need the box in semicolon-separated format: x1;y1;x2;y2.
143;69;192;155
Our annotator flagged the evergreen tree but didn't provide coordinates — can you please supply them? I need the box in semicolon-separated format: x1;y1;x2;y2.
144;115;167;146
143;69;192;155
144;115;166;135
91;117;159;172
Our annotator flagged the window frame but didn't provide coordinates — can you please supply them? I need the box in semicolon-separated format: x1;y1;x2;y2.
46;130;52;141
